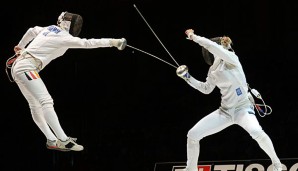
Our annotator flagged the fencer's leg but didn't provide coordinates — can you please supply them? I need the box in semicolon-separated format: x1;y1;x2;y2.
42;103;68;141
185;138;200;171
13;68;57;141
185;109;233;171
254;132;281;164
13;68;68;141
109;38;127;50
31;105;57;140
24;88;57;141
236;113;281;167
251;130;282;171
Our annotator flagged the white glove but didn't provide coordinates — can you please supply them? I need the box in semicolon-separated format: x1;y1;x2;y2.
185;29;195;40
110;38;127;50
176;65;190;80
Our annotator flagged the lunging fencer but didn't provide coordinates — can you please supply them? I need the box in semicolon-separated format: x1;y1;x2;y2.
176;29;282;171
10;11;127;151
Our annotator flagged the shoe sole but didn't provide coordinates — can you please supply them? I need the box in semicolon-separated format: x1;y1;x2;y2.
46;145;71;152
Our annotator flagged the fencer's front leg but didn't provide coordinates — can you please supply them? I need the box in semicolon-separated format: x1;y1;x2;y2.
185;138;200;171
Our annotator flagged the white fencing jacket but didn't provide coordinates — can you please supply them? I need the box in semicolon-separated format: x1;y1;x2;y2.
17;25;113;70
186;35;250;111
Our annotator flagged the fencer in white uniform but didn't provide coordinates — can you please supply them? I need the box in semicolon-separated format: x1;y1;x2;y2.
11;11;127;151
176;29;282;171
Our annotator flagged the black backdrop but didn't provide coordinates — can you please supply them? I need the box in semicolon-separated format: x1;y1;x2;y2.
1;0;297;171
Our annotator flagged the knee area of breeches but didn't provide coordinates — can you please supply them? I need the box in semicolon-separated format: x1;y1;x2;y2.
30;106;42;113
187;137;200;145
250;130;266;141
187;129;203;141
39;96;54;106
41;101;54;109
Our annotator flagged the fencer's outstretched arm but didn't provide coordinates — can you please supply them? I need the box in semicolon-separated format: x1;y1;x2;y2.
60;37;126;50
176;65;215;94
17;25;127;51
185;29;239;66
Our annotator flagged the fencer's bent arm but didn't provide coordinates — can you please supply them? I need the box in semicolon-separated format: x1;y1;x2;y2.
18;26;44;48
191;35;239;66
186;76;215;94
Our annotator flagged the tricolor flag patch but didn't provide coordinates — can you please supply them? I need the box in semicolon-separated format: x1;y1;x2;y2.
24;71;40;81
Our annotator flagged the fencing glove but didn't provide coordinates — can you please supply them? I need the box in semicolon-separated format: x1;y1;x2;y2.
110;38;127;50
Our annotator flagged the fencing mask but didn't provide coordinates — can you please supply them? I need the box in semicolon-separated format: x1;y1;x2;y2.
57;11;83;36
201;37;221;65
201;36;233;65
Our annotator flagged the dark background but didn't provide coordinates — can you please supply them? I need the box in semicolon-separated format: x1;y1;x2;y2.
1;0;297;171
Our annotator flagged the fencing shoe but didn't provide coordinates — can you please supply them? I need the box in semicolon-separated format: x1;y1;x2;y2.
110;38;127;50
56;137;84;151
46;139;70;151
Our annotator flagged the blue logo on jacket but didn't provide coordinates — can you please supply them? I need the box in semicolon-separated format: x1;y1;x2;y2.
43;25;61;36
236;87;242;96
